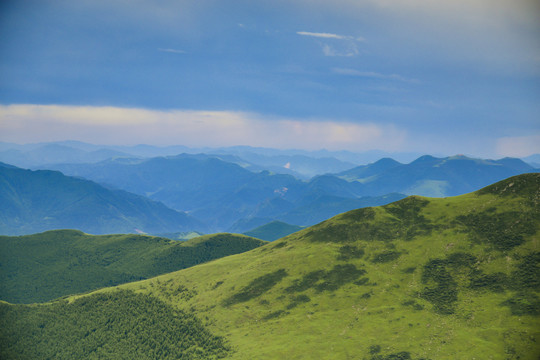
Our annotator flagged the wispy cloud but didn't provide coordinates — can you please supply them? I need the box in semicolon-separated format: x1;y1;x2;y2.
297;31;365;57
332;68;419;83
322;44;358;57
297;31;365;42
0;104;407;152
158;48;186;54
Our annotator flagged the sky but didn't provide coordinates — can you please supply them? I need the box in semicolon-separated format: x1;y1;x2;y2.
0;0;539;158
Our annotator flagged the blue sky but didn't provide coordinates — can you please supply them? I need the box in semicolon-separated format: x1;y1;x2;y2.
0;0;539;158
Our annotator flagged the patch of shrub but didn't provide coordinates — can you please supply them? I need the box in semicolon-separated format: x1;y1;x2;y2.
272;241;287;249
286;294;311;309
285;270;325;293
159;283;197;301
371;351;412;360
420;259;458;315
402;300;424;311
509;252;540;291
285;265;366;294
314;265;367;292
402;267;416;274
469;271;507;292
337;245;365;261
372;251;401;263
445;252;477;268
500;293;540;316
212;280;224;289
223;269;288;306
421;250;540;317
262;310;287;321
455;211;536;251
354;277;370;286
385;197;434;241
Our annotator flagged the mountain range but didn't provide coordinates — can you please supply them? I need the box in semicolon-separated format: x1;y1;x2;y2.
42;152;536;231
0;142;537;236
0;163;202;235
3;140;538;177
40;154;407;232
338;154;537;197
1;173;538;359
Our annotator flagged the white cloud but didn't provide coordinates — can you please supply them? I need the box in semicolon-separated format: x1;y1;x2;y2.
158;48;186;54
496;135;540;158
0;104;407;152
296;31;365;42
332;68;419;83
297;30;365;57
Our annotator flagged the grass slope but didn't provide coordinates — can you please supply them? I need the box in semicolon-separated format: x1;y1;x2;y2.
0;231;265;304
2;173;539;359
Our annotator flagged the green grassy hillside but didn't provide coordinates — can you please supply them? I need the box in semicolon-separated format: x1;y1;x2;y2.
2;173;539;359
0;231;265;304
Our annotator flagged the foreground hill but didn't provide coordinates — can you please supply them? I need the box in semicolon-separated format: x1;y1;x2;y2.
1;173;538;359
0;164;202;235
338;155;537;197
0;230;265;304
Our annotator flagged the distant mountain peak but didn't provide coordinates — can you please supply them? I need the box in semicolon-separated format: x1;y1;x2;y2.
410;154;440;164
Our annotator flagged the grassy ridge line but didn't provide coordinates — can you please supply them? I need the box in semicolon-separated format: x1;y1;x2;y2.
0;231;266;304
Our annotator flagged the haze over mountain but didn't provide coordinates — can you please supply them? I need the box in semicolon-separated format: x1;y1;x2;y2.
42;153;406;232
41;152;536;231
0;141;422;178
337;155;537;197
2;173;538;359
0;163;202;235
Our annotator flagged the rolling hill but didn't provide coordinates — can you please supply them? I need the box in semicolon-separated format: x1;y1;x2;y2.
1;173;538;359
0;163;202;235
338;155;537;197
0;230;265;304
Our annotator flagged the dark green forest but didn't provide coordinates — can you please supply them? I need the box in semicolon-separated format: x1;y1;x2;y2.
0;230;265;303
0;289;230;359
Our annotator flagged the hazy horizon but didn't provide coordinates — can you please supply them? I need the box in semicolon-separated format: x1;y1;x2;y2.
1;1;539;158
